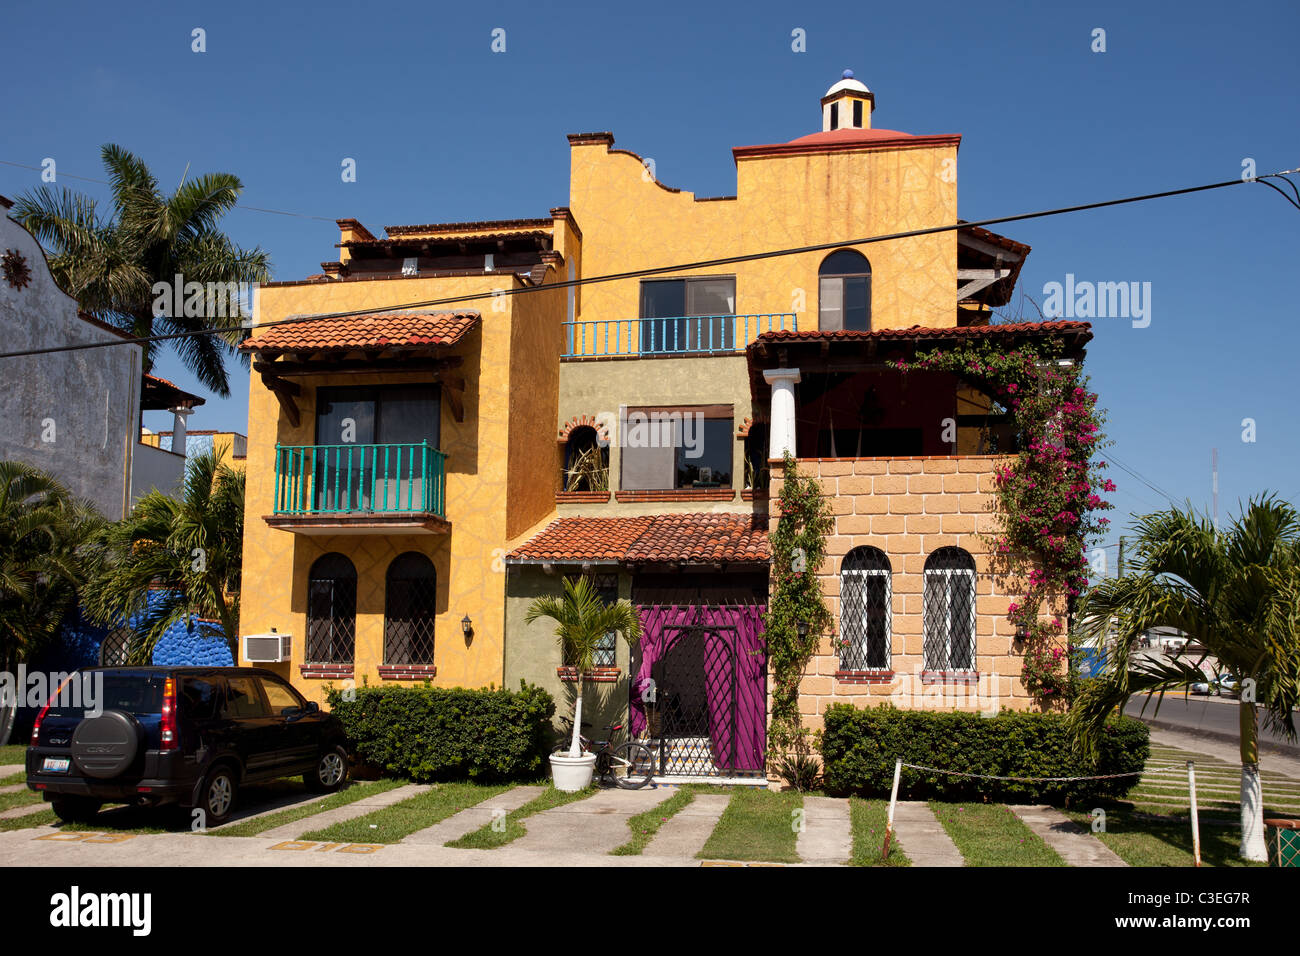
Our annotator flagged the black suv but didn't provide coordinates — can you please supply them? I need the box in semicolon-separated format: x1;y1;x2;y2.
27;666;349;826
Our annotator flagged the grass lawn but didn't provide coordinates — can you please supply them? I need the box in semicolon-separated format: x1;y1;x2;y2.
0;808;54;831
611;787;694;856
0;745;27;766
1;772;26;787
300;782;513;844
849;797;910;866
0;789;44;813
1062;807;1265;867
931;802;1066;867
698;788;803;864
446;784;594;850
212;778;406;838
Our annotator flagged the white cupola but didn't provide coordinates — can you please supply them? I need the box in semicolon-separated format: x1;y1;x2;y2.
821;69;874;132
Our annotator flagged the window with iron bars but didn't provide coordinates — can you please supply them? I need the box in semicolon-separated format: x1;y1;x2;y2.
922;547;976;671
384;551;436;665
307;553;357;664
839;547;891;670
563;573;620;667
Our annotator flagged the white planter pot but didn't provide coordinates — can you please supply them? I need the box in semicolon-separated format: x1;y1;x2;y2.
550;752;597;792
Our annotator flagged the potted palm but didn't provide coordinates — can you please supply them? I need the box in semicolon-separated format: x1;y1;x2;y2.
526;576;642;791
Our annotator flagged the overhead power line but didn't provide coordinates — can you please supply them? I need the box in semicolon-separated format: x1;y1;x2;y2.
1;166;1297;363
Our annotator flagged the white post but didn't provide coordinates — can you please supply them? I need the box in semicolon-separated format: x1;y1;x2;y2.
763;368;801;459
169;406;192;456
883;757;903;860
1188;760;1202;867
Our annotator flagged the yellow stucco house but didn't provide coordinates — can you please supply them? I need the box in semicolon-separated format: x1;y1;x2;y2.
239;72;1091;779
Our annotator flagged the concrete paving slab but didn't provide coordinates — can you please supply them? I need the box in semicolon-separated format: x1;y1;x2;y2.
0;784;26;795
643;793;729;858
402;785;544;845
892;800;964;866
510;786;673;855
797;795;851;864
0;765;22;777
0;799;51;820
204;788;337;832
257;783;430;841
1011;805;1127;867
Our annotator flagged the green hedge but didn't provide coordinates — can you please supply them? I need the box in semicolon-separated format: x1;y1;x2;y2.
325;681;555;783
820;705;1149;804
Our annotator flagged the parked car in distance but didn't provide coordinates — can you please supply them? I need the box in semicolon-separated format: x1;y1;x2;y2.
27;666;349;826
1218;674;1241;698
1190;678;1214;695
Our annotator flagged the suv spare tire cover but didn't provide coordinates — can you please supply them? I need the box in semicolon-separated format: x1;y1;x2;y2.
70;710;141;779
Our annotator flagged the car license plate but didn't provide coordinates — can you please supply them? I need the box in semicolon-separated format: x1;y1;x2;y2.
41;757;70;773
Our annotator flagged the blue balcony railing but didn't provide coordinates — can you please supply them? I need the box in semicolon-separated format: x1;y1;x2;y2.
273;442;446;517
562;313;797;358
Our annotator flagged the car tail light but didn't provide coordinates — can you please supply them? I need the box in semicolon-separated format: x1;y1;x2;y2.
30;675;73;745
160;677;178;750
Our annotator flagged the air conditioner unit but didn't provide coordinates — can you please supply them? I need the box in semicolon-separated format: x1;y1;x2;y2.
243;632;292;664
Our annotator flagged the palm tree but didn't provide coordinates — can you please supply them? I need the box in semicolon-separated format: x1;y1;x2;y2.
82;448;244;661
1070;495;1300;861
12;144;271;397
525;577;643;758
0;462;100;744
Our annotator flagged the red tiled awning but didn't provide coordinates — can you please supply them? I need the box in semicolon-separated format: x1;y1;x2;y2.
508;513;769;565
240;310;479;355
750;320;1091;348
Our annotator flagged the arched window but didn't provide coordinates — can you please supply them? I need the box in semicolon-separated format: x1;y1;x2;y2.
307;553;356;664
839;547;891;670
99;626;131;666
923;547;976;672
385;552;437;665
818;249;871;332
563;425;609;492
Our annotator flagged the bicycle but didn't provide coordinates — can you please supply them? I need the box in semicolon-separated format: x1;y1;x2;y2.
552;717;655;790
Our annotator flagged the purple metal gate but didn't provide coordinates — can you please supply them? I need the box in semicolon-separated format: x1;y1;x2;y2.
629;605;766;776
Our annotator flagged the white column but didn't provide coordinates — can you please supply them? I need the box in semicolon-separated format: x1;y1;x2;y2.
169;406;191;455
763;368;801;459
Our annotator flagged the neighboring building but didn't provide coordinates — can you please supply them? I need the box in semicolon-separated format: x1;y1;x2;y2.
1;195;141;517
237;73;1093;780
0;196;205;516
141;428;248;468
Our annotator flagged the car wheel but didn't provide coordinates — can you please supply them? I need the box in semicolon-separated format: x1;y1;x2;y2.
199;766;238;826
305;745;349;793
50;796;102;824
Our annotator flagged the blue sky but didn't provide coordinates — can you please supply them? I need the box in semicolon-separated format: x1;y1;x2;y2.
4;0;1297;559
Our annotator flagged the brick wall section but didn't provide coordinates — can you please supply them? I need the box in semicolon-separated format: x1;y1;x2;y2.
769;456;1043;732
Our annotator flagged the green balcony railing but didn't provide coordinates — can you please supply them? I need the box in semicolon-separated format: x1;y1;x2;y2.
273;442;446;517
562;313;798;358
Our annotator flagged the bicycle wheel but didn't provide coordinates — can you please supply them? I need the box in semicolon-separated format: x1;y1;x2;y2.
609;741;654;790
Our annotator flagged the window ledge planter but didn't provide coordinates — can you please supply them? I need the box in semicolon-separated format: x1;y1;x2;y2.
920;670;980;685
300;664;354;680
378;664;437;680
833;670;895;684
556;491;611;503
557;666;620;683
615;488;735;502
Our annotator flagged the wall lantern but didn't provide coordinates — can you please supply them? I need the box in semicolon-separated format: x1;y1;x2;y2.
461;614;473;638
796;620;810;639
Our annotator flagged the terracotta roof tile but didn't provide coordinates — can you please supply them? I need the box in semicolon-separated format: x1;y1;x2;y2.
508;513;769;565
240;310;479;354
750;320;1091;348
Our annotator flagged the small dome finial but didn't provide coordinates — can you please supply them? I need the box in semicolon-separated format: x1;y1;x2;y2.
842;69;855;79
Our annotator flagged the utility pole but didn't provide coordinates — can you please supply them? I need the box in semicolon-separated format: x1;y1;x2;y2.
1117;535;1125;578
